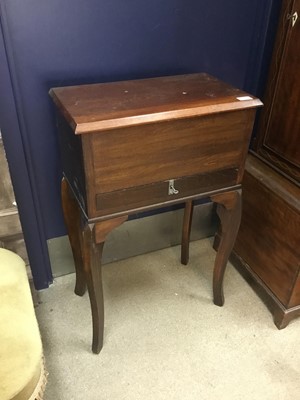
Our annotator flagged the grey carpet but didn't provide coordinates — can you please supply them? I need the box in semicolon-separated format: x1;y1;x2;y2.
35;239;300;400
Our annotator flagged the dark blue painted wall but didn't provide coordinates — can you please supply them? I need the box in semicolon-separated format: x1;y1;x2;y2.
0;0;281;288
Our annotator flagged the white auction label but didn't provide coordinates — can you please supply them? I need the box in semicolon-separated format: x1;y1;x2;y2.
236;96;253;101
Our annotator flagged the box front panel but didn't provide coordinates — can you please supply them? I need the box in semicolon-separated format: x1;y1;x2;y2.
82;109;254;217
91;110;251;194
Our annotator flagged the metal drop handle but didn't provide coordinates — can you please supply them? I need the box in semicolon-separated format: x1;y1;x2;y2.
168;179;179;195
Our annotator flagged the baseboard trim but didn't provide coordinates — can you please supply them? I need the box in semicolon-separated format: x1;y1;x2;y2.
48;202;217;278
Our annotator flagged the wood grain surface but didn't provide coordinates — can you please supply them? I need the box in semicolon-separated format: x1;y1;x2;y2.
234;155;300;307
50;73;262;134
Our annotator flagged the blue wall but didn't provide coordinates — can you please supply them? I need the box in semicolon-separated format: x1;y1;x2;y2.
0;0;281;288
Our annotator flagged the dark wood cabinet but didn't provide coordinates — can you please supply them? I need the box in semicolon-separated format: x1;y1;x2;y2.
254;0;300;184
233;0;300;328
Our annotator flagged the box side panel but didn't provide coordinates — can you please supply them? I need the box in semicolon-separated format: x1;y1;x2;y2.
57;115;87;215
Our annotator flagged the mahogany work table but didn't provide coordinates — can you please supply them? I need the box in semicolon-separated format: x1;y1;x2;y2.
50;73;262;354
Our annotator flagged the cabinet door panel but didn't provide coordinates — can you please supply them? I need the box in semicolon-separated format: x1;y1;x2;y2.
264;0;300;167
255;0;300;184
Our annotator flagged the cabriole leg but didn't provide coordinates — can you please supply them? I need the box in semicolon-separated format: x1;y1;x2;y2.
82;216;128;354
210;190;242;306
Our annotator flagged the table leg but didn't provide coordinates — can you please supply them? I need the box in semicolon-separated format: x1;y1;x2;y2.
82;216;128;354
210;190;242;306
181;200;194;265
61;178;86;296
82;224;104;354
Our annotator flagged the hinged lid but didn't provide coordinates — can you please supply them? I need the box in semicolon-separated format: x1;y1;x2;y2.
49;73;262;134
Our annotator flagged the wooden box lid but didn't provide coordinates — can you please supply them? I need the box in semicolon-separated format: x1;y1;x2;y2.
49;73;262;134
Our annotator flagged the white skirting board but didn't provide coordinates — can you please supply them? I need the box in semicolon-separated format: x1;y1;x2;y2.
47;203;217;278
